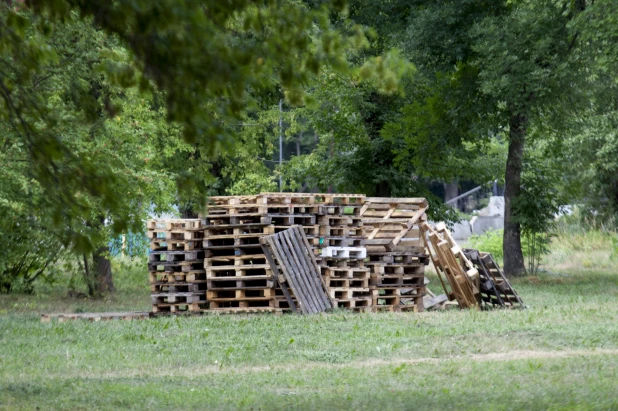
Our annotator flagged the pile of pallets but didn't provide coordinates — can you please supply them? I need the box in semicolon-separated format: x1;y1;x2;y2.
365;252;428;312
202;196;278;313
203;193;367;313
146;193;435;315
315;198;371;311
147;219;208;313
360;197;430;312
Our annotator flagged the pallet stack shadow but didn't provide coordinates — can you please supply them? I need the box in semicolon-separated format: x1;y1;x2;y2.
147;219;207;313
202;193;366;313
360;198;430;312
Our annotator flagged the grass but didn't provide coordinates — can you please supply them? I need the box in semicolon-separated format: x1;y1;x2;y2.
1;233;618;409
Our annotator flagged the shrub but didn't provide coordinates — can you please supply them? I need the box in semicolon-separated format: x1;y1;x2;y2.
469;229;504;259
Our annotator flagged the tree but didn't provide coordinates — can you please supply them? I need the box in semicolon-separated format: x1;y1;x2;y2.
0;1;370;293
387;0;590;276
0;11;191;294
1;0;360;248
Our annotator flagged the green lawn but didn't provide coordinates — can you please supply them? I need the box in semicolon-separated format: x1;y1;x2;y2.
1;250;618;409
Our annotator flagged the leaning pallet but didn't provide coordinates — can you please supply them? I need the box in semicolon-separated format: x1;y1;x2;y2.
261;226;334;314
421;222;480;309
462;248;525;309
147;219;208;313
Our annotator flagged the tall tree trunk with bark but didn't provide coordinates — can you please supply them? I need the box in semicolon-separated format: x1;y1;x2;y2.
93;245;114;293
503;110;528;277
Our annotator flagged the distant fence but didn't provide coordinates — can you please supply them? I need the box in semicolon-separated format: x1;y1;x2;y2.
109;232;150;257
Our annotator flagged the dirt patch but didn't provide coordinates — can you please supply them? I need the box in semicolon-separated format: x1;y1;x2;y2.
38;348;618;380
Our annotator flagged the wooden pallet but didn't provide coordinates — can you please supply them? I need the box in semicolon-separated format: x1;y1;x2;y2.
422;222;479;309
462;248;525;309
320;247;367;259
203;307;284;315
152;302;206;313
147;219;203;231
150;282;206;293
261;226;335;314
149;271;206;283
204;254;267;267
147;230;205;240
260;192;365;205
41;312;151;323
149;250;205;263
151;292;206;304
150;239;204;251
360;197;428;252
367;252;429;265
204;224;275;237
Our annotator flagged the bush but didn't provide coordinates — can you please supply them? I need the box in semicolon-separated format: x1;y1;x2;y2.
469;229;504;258
469;228;552;274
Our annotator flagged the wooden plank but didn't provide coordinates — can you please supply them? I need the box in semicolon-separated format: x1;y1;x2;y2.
365;197;428;206
285;228;326;311
281;230;320;313
291;227;333;310
260;238;297;312
272;234;315;314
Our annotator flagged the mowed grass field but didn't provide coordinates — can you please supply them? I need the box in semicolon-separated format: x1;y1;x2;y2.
1;232;618;410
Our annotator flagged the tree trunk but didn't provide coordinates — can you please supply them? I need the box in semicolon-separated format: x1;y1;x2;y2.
503;111;527;277
82;253;95;296
375;181;391;197
444;181;458;208
93;245;115;293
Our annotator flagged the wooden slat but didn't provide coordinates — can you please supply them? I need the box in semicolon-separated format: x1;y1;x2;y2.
260;238;297;312
365;197;428;206
284;228;330;312
281;230;320;313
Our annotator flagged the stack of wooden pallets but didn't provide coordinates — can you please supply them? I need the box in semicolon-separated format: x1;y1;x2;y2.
202;196;278;313
147;219;208;313
146;193;434;315
365;252;428;312
315;199;372;311
202;193;366;313
360;197;430;312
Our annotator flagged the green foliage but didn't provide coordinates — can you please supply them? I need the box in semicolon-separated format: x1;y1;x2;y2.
0;0;364;246
469;229;504;259
470;228;552;273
